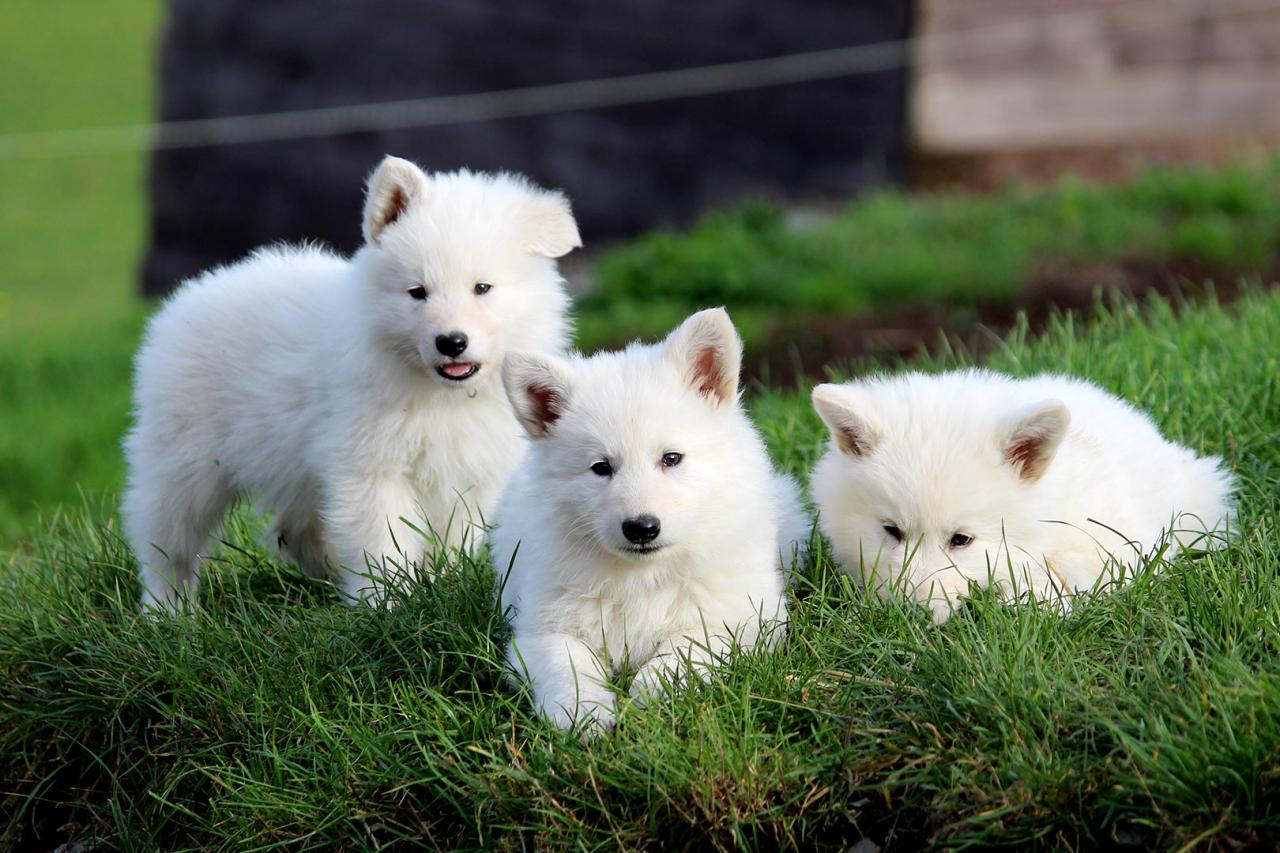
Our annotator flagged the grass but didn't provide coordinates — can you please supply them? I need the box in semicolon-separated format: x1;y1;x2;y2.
576;159;1280;350
0;0;160;541
3;288;1277;849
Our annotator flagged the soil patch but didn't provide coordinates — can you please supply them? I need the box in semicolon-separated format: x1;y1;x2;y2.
745;257;1279;386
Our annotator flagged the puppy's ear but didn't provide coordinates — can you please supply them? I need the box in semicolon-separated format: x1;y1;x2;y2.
363;156;429;245
664;307;742;408
519;188;582;258
503;352;575;439
812;384;881;457
1001;399;1070;482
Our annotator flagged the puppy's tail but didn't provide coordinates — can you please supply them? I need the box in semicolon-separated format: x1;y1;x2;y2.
772;472;812;569
1176;451;1239;548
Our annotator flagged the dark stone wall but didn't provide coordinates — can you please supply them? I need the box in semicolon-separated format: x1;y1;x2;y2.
143;0;911;296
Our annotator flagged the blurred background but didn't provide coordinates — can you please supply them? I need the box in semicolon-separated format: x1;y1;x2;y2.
2;0;1279;540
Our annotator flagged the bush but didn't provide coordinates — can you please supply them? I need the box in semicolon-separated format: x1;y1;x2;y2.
579;159;1280;350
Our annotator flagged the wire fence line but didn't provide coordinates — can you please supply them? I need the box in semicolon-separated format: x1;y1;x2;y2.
0;0;1274;160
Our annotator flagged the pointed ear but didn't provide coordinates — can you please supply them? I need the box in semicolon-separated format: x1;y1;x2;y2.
362;156;429;245
664;308;742;407
1001;399;1070;482
519;188;582;258
502;351;575;439
812;383;881;457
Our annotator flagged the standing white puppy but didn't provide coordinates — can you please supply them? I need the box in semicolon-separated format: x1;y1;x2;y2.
811;369;1235;623
124;156;580;611
493;309;805;733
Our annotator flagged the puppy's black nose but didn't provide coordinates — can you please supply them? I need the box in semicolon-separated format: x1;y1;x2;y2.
622;514;661;544
435;332;468;357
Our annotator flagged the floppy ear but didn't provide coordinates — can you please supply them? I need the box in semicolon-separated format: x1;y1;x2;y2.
503;352;575;439
362;156;429;245
519;188;582;258
664;308;742;407
1001;399;1070;482
812;383;881;457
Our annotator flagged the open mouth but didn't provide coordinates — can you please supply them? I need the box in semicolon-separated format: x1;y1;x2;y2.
622;544;665;556
435;362;480;382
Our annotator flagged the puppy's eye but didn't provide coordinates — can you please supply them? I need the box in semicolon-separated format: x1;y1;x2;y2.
883;524;904;543
949;533;973;549
589;460;613;477
661;452;684;468
474;282;492;295
407;285;427;300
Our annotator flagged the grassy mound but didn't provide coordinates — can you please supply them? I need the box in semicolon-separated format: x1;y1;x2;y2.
3;289;1276;849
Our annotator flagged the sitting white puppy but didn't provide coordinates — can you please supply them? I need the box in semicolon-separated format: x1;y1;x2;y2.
124;156;580;611
493;308;805;733
810;369;1235;623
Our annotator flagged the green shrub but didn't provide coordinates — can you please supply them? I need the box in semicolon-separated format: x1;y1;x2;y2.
580;159;1280;350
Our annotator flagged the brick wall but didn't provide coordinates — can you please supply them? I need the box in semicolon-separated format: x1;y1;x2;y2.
913;0;1280;153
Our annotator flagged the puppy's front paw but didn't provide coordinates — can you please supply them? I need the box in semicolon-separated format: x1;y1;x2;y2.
547;701;616;732
629;657;676;706
544;698;616;739
338;570;391;608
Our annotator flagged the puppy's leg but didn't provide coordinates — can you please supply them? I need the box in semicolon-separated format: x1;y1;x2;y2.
427;489;491;559
266;513;337;580
272;514;337;573
325;475;425;605
989;556;1075;615
630;632;735;705
511;633;616;735
124;467;232;614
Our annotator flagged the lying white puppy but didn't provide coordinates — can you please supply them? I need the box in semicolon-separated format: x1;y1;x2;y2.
124;155;580;610
493;308;806;733
811;369;1235;623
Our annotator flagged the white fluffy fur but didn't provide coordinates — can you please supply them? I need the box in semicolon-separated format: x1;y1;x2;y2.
811;369;1235;623
493;309;806;733
124;156;579;611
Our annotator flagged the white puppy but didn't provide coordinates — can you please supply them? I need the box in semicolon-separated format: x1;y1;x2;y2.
811;369;1235;623
124;156;580;610
493;309;805;733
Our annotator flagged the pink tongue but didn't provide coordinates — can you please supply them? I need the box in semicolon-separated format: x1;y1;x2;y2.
441;363;475;378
